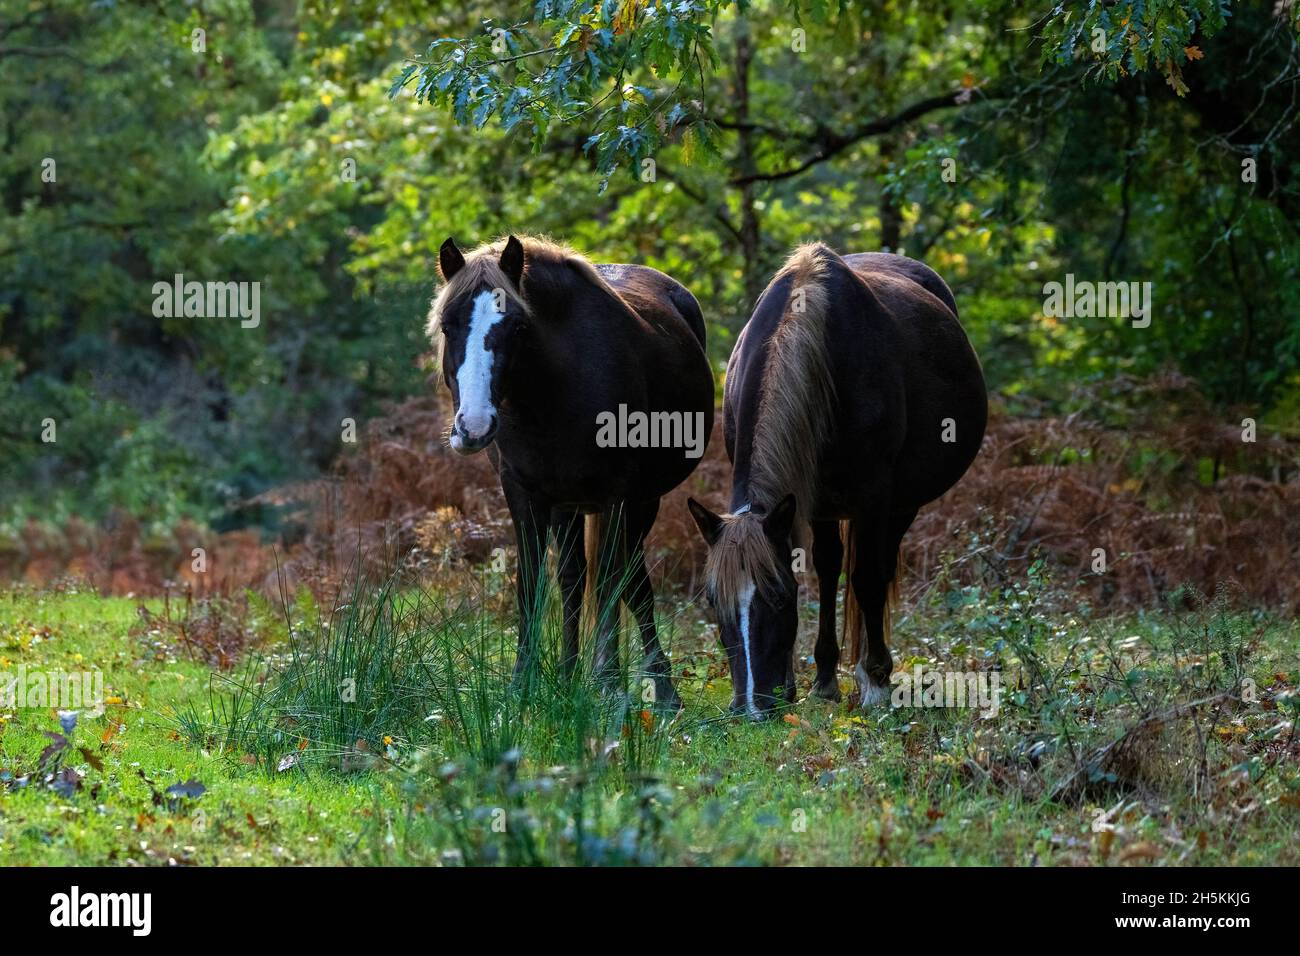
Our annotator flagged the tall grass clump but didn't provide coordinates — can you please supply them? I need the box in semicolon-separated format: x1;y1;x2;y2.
182;555;747;863
189;559;671;772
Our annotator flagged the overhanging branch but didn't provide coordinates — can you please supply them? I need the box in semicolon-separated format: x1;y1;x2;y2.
728;87;1004;187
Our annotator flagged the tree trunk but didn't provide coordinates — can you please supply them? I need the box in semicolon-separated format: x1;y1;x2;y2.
732;18;764;307
879;135;901;253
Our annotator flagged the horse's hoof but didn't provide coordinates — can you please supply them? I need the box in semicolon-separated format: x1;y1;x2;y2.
854;662;893;708
645;675;682;713
651;692;683;717
858;682;891;708
507;670;532;696
809;679;842;702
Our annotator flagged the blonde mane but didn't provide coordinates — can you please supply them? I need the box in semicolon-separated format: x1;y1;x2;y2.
748;243;838;523
425;235;619;371
705;510;787;619
707;242;839;608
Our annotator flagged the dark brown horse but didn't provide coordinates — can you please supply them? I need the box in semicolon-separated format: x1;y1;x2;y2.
688;243;986;719
430;235;714;709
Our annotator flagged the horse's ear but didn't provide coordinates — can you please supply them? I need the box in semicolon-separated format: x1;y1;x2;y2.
499;234;525;288
687;498;724;545
763;494;797;543
439;238;465;281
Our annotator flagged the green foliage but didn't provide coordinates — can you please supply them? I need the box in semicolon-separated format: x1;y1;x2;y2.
1040;0;1233;90
3;0;1298;529
392;0;722;185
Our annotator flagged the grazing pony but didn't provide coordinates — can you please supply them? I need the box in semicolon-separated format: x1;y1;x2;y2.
429;235;714;709
688;243;986;719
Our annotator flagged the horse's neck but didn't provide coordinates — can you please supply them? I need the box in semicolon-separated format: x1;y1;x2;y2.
510;278;593;398
725;384;773;515
727;312;830;522
727;461;758;514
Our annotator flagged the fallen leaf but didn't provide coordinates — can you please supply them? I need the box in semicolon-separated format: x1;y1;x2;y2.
802;753;835;775
78;747;104;771
1118;841;1162;862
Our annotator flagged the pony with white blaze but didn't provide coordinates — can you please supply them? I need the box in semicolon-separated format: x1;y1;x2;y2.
429;235;714;709
689;243;987;719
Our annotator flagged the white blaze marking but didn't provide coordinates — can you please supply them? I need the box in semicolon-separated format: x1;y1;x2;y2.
453;291;504;444
737;580;760;720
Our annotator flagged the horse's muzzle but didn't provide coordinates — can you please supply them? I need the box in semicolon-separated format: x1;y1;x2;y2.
729;696;780;722
450;414;497;454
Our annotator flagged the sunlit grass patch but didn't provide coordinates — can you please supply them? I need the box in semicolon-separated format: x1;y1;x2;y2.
1;569;1297;866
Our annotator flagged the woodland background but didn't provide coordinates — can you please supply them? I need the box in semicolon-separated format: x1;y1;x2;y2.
1;0;1298;606
2;0;1300;870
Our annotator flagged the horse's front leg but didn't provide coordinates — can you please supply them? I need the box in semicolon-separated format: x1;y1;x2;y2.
502;473;552;686
551;508;586;678
809;519;843;701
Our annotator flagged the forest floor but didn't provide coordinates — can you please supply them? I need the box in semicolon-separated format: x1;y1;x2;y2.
1;574;1297;866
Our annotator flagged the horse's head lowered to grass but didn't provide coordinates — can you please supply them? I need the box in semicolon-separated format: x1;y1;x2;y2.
429;235;531;455
688;494;800;720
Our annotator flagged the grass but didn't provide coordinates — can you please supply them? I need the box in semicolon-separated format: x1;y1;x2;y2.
0;589;374;865
1;566;1297;866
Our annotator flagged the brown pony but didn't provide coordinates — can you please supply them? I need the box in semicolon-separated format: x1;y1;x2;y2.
431;235;714;709
688;243;986;718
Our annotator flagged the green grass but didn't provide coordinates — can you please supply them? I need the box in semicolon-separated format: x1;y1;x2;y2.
0;589;374;865
2;571;1297;866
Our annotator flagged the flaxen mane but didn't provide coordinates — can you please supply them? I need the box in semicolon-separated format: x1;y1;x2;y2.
425;236;620;371
707;243;839;614
704;509;789;620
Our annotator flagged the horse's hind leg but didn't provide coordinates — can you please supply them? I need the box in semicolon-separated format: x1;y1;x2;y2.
552;508;585;678
849;508;915;707
623;499;681;713
809;519;843;701
849;567;893;707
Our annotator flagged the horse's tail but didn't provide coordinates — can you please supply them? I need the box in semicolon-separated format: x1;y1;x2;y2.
582;511;605;633
841;520;899;667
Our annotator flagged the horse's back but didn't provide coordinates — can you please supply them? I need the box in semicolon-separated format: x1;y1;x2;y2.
828;251;986;512
596;263;707;349
842;252;958;318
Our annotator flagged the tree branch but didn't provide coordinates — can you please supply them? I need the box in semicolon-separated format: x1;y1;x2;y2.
729;87;1003;187
0;45;89;65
